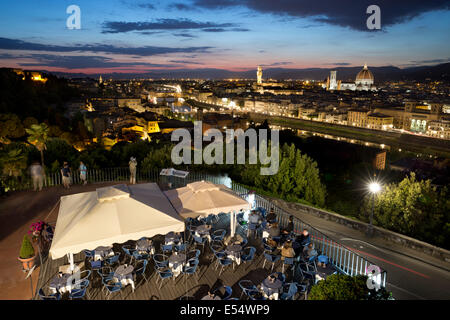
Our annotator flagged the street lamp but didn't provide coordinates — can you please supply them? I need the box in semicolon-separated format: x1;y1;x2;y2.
367;182;381;236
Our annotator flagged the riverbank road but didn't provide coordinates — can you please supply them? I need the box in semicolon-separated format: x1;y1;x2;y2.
271;198;450;300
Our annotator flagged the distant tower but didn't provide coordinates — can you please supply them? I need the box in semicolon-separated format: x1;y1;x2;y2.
257;66;262;85
99;75;103;84
329;71;337;90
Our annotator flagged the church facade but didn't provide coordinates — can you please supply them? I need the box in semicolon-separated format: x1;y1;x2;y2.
324;64;377;91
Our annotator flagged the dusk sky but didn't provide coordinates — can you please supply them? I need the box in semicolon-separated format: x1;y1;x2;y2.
0;0;449;74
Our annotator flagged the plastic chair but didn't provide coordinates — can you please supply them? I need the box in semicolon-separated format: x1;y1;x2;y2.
88;258;103;272
161;244;173;254
103;280;122;300
282;257;295;276
216;256;232;276
280;282;298;300
211;229;226;242
69;280;90;300
175;243;187;252
106;252;120;266
38;288;61;300
97;266;114;279
155;267;174;289
153;254;169;269
193;235;207;252
181;261;199;283
132;250;149;262
238;280;257;300
240;246;256;270
187;249;200;261
122;245;135;264
222;286;233;300
83;250;95;259
134;259;149;284
263;253;280;273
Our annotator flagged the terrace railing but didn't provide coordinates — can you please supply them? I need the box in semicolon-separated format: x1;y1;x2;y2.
230;182;387;289
12;167;387;288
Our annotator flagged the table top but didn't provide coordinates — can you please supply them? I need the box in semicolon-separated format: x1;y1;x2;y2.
165;232;181;241
262;278;283;290
169;253;186;264
226;244;242;253
195;224;211;233
95;246;112;251
115;265;134;276
201;295;221;300
50;273;72;288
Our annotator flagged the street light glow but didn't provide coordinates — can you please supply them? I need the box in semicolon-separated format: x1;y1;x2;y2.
369;182;381;193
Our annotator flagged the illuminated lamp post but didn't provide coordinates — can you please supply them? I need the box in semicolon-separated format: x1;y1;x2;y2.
367;182;381;237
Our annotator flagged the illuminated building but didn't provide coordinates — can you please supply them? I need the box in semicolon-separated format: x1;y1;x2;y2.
324;64;376;91
257;66;262;85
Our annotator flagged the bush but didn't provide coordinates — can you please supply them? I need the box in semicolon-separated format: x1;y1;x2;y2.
19;235;35;259
308;274;393;300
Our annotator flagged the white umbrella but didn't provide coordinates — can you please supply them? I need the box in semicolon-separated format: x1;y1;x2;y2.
164;180;250;236
50;183;185;269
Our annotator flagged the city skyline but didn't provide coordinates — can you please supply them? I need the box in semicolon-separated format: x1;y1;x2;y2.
0;0;449;74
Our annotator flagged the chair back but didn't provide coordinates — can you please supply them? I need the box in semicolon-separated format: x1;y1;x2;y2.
193;235;205;244
284;257;295;265
175;243;187;252
162;244;173;252
135;259;148;274
223;286;233;300
106;252;120;265
153;254;169;268
89;259;103;269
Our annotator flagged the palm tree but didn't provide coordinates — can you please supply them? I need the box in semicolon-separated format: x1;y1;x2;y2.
0;149;27;177
26;123;49;166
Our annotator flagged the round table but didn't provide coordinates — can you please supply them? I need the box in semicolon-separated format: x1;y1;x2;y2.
262;278;283;290
226;244;242;265
201;295;221;300
195;224;211;236
114;265;135;291
165;232;181;244
49;273;73;294
169;253;186;277
136;239;153;253
94;246;113;261
261;277;283;300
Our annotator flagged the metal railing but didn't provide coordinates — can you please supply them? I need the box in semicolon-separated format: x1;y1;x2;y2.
17;167;387;288
230;182;387;288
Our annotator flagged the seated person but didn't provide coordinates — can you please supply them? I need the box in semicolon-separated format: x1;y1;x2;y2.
248;210;262;226
223;233;244;246
295;229;310;247
303;243;318;260
268;222;280;238
281;215;294;234
201;291;220;300
281;240;295;260
266;208;277;223
265;237;278;249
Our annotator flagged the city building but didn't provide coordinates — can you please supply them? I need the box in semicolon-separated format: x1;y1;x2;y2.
324;64;377;91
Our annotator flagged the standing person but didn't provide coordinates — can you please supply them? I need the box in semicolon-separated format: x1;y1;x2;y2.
29;162;44;191
129;157;137;184
61;162;71;189
79;161;87;185
266;208;277;224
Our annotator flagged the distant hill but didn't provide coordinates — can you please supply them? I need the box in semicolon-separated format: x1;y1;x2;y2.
37;63;450;81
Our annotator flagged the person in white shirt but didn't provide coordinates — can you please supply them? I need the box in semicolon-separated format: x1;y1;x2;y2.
29;162;44;191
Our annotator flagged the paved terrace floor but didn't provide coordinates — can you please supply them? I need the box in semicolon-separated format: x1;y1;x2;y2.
33;214;315;300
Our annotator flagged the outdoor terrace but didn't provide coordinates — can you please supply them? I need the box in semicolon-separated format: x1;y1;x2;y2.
30;171;386;300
